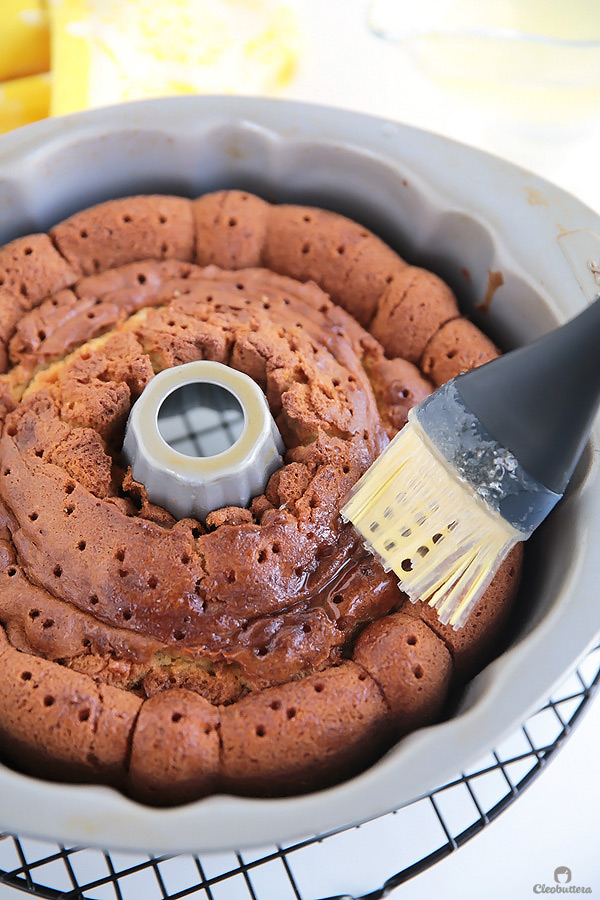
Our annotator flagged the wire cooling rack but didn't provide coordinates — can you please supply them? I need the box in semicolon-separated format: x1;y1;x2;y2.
2;393;599;900
157;381;246;459
0;642;598;900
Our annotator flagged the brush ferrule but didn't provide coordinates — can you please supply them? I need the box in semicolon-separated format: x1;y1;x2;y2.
413;380;562;537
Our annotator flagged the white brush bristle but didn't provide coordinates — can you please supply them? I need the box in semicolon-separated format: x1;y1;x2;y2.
341;421;521;629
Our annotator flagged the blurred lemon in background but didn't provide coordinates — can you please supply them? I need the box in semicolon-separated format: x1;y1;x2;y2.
0;72;51;133
0;0;300;132
0;0;50;81
49;0;300;114
0;0;51;132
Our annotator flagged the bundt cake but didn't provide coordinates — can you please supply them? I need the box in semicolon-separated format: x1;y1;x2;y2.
0;191;522;804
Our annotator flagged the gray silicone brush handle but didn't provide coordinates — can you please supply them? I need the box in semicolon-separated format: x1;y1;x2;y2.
455;297;600;495
414;381;561;535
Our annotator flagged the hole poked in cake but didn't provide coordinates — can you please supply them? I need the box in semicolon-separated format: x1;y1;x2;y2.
219;661;392;795
51;196;195;276
353;613;453;735
128;689;220;804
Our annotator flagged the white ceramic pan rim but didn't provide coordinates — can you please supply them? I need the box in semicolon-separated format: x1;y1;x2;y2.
0;96;599;854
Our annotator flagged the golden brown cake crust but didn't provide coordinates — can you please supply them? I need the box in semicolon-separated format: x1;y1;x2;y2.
353;613;453;736
0;190;523;802
0;234;79;310
421;317;499;385
50;195;195;276
370;266;460;363
128;688;220;804
219;661;390;795
0;624;141;785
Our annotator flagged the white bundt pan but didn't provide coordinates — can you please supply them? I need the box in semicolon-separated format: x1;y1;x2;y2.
0;96;599;854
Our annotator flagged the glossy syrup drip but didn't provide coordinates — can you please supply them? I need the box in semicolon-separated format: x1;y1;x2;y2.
301;539;373;623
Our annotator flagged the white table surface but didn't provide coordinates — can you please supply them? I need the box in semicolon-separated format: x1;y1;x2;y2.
1;2;599;897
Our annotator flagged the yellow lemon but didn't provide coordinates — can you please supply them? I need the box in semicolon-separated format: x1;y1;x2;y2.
0;0;50;82
0;72;51;134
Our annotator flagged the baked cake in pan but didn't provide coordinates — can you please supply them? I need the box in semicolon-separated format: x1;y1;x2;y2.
0;191;522;804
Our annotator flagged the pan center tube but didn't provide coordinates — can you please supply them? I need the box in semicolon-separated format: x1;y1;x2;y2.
122;360;285;520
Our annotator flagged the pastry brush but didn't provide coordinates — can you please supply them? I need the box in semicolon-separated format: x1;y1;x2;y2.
341;298;600;629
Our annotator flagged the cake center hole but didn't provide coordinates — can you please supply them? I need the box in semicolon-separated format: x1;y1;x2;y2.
157;382;245;458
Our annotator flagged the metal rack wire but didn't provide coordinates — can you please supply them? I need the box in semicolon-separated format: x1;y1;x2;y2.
1;398;599;900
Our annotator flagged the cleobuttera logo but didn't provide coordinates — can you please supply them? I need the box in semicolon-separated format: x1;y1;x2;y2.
555;868;572;885
533;866;592;893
